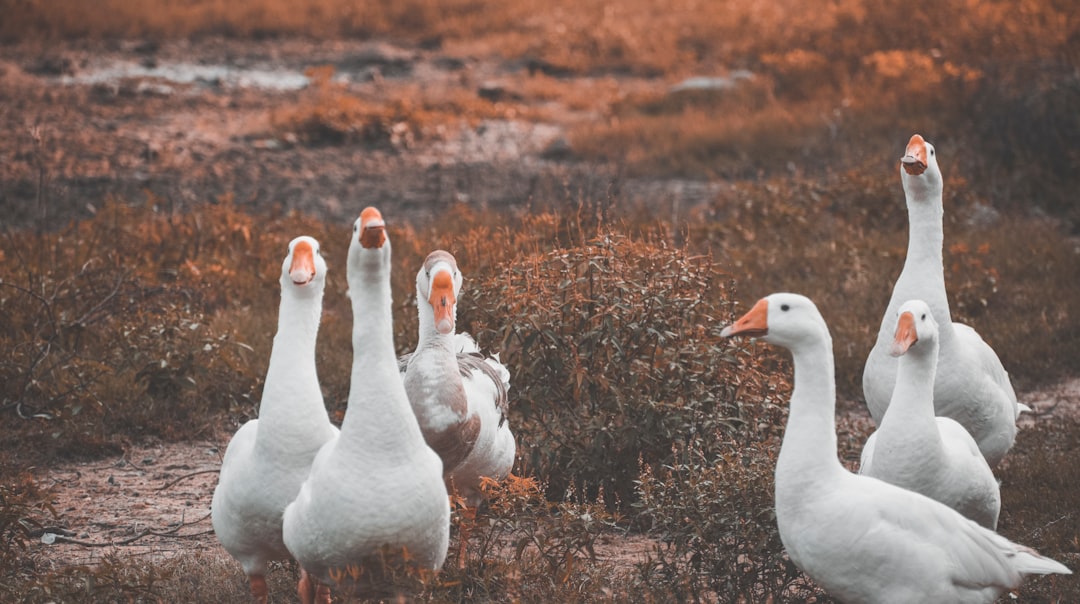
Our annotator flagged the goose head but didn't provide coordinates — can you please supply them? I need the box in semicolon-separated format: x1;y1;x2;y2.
900;134;943;199
417;250;462;336
720;293;828;352
890;299;939;357
282;235;327;291
348;206;391;279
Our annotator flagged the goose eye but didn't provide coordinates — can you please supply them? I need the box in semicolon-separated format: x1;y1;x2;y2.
921;313;927;320
780;304;790;312
930;148;935;156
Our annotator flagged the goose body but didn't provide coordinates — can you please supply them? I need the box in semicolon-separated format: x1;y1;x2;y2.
282;209;450;600
447;331;516;500
401;251;515;506
863;134;1021;467
211;236;339;603
723;293;1069;603
859;300;1000;529
401;250;514;566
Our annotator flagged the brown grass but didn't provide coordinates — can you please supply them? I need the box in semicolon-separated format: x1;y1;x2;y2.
1;0;1078;600
2;193;1078;600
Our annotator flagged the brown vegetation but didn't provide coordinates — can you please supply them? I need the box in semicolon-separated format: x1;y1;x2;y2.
1;0;1078;601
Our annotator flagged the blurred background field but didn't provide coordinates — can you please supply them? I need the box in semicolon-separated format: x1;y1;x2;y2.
1;0;1078;601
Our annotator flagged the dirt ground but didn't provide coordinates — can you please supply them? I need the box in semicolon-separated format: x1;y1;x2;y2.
28;434;660;575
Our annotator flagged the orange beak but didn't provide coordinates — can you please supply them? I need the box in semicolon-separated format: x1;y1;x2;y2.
890;311;918;357
429;270;456;335
720;298;769;338
359;206;387;249
901;134;928;176
289;240;316;285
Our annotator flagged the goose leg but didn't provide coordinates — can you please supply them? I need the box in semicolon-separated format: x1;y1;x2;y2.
298;567;332;604
249;574;268;604
457;505;477;569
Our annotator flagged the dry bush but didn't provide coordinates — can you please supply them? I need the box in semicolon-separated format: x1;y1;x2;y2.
434;474;630;603
625;330;815;601
686;172;903;398
465;230;772;507
633;444;823;602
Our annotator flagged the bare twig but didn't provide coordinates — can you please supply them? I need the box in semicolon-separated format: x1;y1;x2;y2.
43;512;214;548
30;123;48;240
1028;512;1075;541
72;269;128;327
157;469;219;491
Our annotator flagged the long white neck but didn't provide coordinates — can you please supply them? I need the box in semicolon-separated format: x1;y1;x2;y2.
404;297;470;448
339;254;427;456
415;298;456;353
256;279;328;445
776;330;846;496
884;178;955;346
883;340;939;431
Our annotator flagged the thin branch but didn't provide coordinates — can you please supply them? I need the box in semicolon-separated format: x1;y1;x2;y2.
157;469;219;491
72;269;128;327
42;512;214;548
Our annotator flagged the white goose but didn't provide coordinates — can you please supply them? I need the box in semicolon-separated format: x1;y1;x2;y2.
282;208;450;603
722;293;1070;603
860;299;1000;529
211;236;339;604
400;250;515;564
863;134;1022;467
